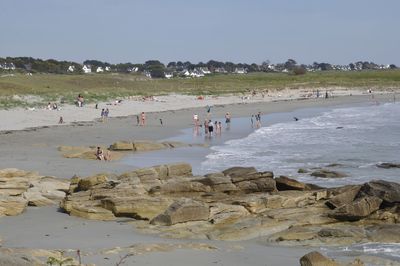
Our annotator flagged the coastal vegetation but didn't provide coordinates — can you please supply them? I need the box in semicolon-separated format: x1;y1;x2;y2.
0;70;400;108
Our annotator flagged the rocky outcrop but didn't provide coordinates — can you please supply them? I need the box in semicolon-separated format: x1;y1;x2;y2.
376;162;400;169
357;180;400;205
329;196;382;221
275;176;306;191
58;163;400;246
0;169;69;216
300;251;341;266
60;140;205;161
150;198;209;225
311;169;347;178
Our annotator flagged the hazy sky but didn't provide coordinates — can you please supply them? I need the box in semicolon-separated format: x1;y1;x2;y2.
1;0;399;65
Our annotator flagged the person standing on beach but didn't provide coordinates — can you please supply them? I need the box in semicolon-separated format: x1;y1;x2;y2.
206;105;212;119
225;112;231;129
136;115;140;126
255;112;262;128
208;120;214;137
140;112;146;126
251;115;254;128
204;119;209;135
101;109;105;122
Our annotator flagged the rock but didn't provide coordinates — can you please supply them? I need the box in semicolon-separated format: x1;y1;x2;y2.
376;162;400;169
109;141;134;151
300;251;340;266
101;196;173;220
0;196;27;216
366;224;400;243
196;175;237;193
150;199;209;225
166;163;192;177
222;167;258;180
69;203;115;221
77;174;108;191
326;185;361;209
209;203;249;224
358;180;400;205
310;169;347;178
234;177;277;193
330;196;382;221
298;168;308;174
275;176;306;191
133;141;167;152
22;191;55;207
0;254;35;266
150;180;211;194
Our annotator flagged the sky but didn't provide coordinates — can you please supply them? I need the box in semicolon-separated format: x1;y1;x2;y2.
1;0;399;65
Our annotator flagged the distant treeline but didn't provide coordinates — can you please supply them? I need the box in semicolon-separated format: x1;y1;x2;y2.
0;57;397;75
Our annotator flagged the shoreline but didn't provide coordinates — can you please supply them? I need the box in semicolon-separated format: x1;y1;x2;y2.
0;88;396;133
1;92;399;266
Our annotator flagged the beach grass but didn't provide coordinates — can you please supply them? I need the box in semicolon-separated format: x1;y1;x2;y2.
0;70;399;108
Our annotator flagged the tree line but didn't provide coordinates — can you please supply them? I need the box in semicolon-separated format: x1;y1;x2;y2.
0;57;397;75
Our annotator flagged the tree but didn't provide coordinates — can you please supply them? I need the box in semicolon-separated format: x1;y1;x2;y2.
284;59;297;70
293;66;307;75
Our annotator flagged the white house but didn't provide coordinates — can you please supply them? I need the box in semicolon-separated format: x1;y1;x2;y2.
164;72;174;79
180;69;191;77
105;66;111;71
143;70;152;78
190;69;205;78
0;62;16;70
67;65;75;72
82;65;91;74
96;67;104;73
127;67;139;72
234;67;247;74
199;67;211;75
214;67;227;73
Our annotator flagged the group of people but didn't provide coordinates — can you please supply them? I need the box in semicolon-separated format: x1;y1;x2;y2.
251;111;262;128
47;102;59;110
100;108;110;122
193;111;231;137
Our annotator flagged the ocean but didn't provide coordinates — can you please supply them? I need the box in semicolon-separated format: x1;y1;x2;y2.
200;101;400;187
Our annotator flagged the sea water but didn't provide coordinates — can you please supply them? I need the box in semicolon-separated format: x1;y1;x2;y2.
201;102;400;187
199;101;400;261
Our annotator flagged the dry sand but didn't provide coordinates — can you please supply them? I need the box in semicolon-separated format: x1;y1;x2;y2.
0;91;397;265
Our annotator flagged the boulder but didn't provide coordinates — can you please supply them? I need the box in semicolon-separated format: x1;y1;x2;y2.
149;180;210;194
209;203;249;224
275;176;306;191
310;169;347;178
109;141;134;151
358;180;400;204
166;163;192;177
196;175;237;193
22;191;54;207
133;141;167;151
69;203;115;221
222;167;258;180
0;196;28;216
101;196;173;220
376;162;400;169
300;251;340;266
77;174;108;191
0;254;35;266
366;224;400;243
330;196;382;221
234;177;277;193
150;199;209;225
326;185;361;209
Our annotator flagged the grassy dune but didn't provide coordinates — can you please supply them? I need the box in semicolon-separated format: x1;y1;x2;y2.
0;70;400;108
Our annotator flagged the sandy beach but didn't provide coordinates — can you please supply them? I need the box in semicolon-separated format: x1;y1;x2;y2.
0;91;398;266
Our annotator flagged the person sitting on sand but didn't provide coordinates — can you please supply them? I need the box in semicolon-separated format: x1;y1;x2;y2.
96;147;104;160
